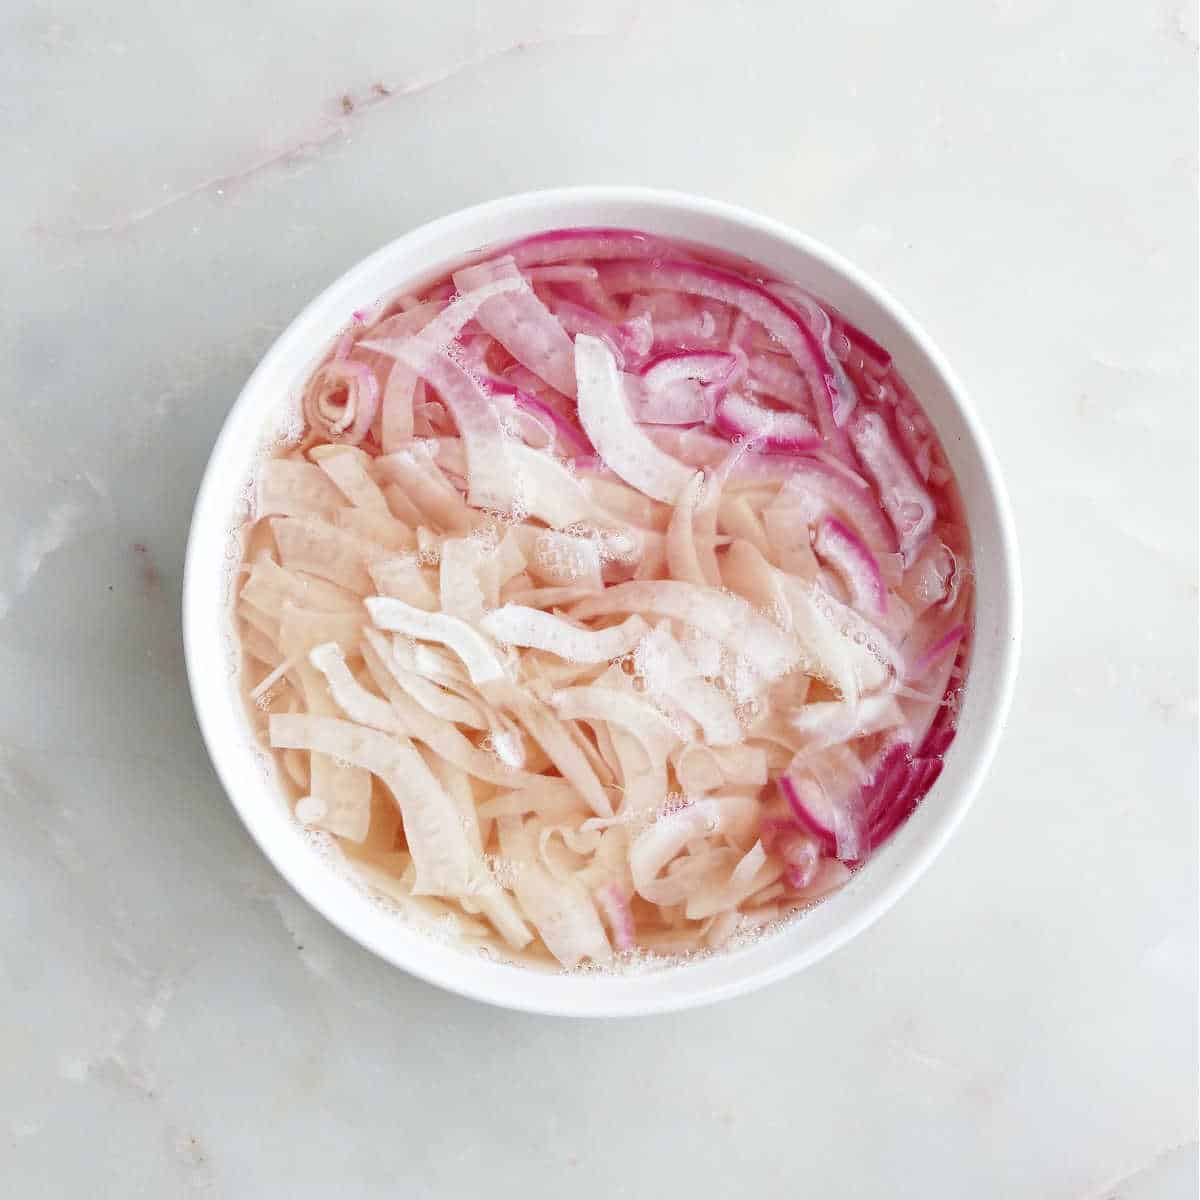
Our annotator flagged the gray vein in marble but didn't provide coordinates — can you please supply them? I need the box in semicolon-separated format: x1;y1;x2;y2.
38;28;627;242
1084;1142;1199;1200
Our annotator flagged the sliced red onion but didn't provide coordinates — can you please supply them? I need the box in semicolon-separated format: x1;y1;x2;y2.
812;516;887;617
758;817;796;852
839;318;893;372
770;458;898;554
847;410;935;565
625;290;729;347
857;741;911;849
764;281;858;426
574;334;695;504
778;772;863;862
892;391;937;481
641;426;732;469
781;836;820;890
542;295;651;367
489;390;554;449
870;757;942;848
302;360;380;446
379;364;417;450
637;428;818;490
789;695;903;751
366;340;517;515
650;324;724;354
779;776;834;853
626;375;709;425
899;537;958;615
507;227;680;268
452;257;577;398
368;301;448;340
572;274;627;321
918;688;959;759
520;398;591;456
756;817;821;888
811;580;903;684
524;264;600;284
860;741;943;852
714;394;821;453
570;453;607;474
907;623;966;679
457;332;495;374
483;378;592;456
745;353;810;409
594;882;635;950
621;312;655;360
899;622;965;754
599;260;855;462
351;305;445;451
640;351;740;391
501;363;551;394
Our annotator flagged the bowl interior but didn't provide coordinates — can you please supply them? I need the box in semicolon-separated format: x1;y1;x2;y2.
183;188;1020;1017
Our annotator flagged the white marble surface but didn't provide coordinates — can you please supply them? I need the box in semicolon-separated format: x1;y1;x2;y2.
2;1;1196;1195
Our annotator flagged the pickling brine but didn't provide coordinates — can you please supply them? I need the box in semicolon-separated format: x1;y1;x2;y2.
235;228;972;970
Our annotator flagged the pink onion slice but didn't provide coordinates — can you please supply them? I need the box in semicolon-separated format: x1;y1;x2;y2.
452;257;577;398
574;333;695;504
483;378;593;456
839;318;893;372
640;351;740;391
869;756;942;849
859;741;943;853
907;622;966;680
524;264;599;284
506;227;681;268
766;825;820;890
570;579;801;681
542;295;652;367
779;772;862;862
782;845;820;890
641;426;734;469
594;882;636;950
626;376;709;426
770;457;899;555
509;391;592;457
745;353;811;409
847;409;935;565
763;282;858;426
899;537;958;615
351;305;443;450
391;349;517;515
812;516;887;617
714;394;821;453
892;390;938;482
302;360;380;446
598;259;854;462
918;689;959;759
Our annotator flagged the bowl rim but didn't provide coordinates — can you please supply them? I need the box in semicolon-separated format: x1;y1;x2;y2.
183;186;1022;1017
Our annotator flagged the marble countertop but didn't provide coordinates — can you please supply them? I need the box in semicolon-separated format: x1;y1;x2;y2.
2;1;1196;1196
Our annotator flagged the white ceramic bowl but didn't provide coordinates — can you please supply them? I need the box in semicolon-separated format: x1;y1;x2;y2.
183;187;1020;1017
